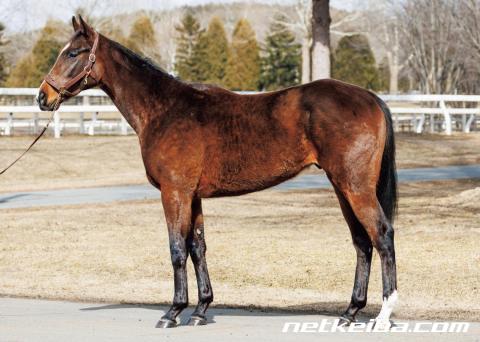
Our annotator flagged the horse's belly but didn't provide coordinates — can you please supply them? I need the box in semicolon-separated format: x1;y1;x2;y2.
197;152;316;198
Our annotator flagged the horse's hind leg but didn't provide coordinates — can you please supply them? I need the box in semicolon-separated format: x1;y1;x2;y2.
328;169;397;327
331;183;373;324
186;197;213;326
339;185;398;327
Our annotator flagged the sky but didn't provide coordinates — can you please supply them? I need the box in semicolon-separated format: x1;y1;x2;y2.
0;0;362;33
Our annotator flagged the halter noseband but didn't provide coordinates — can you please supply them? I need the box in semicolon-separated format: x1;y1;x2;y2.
44;30;100;100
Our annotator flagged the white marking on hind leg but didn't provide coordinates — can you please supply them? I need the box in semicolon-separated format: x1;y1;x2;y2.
375;290;398;329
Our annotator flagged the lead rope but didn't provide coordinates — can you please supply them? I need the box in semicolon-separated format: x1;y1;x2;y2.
0;94;62;175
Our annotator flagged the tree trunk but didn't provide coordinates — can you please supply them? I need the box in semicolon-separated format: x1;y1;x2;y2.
311;0;331;80
389;62;399;94
301;37;311;83
389;25;400;94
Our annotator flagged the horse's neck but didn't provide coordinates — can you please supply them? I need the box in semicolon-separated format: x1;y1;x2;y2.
99;39;186;135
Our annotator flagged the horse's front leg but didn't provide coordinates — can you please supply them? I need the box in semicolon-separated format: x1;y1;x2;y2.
187;197;213;326
156;188;193;328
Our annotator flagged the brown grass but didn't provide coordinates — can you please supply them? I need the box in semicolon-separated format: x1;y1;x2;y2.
0;135;145;192
1;180;479;321
0;132;479;193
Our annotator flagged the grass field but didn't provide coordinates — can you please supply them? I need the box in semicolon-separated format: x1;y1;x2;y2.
0;133;479;321
0;179;479;321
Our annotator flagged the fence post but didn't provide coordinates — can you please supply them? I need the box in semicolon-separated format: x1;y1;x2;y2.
54;111;61;138
464;114;475;133
33;112;39;134
440;100;452;135
429;114;435;133
80;95;89;134
88;111;97;136
416;114;425;133
120;117;128;135
6;112;13;136
79;113;85;134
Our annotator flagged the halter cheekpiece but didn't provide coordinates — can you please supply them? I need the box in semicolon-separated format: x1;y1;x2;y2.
44;30;100;99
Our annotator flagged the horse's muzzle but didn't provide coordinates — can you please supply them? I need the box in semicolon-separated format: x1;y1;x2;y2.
37;89;60;111
37;90;50;111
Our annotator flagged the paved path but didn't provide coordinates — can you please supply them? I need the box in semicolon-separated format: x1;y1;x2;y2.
0;164;479;209
0;298;479;342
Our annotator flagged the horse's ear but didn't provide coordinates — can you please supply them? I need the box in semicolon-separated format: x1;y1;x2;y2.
72;16;80;32
78;15;94;37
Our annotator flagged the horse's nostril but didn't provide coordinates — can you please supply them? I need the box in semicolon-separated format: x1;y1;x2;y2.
37;91;46;105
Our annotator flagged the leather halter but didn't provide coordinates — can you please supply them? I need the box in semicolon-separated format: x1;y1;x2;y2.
44;30;100;99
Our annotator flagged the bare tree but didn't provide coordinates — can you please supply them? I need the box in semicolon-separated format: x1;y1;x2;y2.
397;0;464;94
274;0;312;83
150;10;181;73
453;0;480;92
456;0;480;54
362;1;407;93
311;0;331;80
268;0;363;84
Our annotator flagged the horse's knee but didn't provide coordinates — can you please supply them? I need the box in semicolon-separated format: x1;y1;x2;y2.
170;240;188;268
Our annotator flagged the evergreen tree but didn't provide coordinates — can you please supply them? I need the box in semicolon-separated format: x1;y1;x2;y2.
175;12;202;81
6;56;35;87
126;15;161;64
190;17;229;85
259;14;301;91
224;18;261;91
0;22;7;86
190;31;209;82
331;34;380;90
204;17;228;85
7;21;63;87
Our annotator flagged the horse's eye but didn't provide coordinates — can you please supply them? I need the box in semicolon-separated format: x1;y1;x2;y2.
67;50;79;58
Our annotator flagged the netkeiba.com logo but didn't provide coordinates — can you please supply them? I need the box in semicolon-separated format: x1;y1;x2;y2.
282;319;470;333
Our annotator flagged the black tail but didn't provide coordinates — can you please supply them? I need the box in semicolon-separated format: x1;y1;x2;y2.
372;94;398;223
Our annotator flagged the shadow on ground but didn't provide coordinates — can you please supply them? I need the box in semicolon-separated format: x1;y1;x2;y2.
80;301;383;324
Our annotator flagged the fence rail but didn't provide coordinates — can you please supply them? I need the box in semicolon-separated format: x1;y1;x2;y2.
0;88;478;137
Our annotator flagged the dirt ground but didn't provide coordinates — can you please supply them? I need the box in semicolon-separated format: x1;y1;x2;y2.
0;179;479;322
0;132;479;192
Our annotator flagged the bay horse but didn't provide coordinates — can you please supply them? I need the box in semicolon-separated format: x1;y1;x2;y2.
38;16;398;328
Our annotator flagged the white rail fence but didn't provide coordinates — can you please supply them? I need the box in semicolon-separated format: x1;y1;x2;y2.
382;94;479;135
0;88;478;137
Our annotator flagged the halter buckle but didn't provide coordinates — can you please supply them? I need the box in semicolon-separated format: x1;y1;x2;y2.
89;54;96;63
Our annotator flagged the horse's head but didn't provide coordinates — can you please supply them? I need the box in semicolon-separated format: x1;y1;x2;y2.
38;16;103;111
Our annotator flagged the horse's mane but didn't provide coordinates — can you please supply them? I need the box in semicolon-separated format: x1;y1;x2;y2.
106;35;234;95
107;37;181;83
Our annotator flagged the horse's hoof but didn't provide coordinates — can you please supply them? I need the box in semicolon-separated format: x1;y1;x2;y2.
188;315;207;326
156;318;177;328
338;316;354;327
